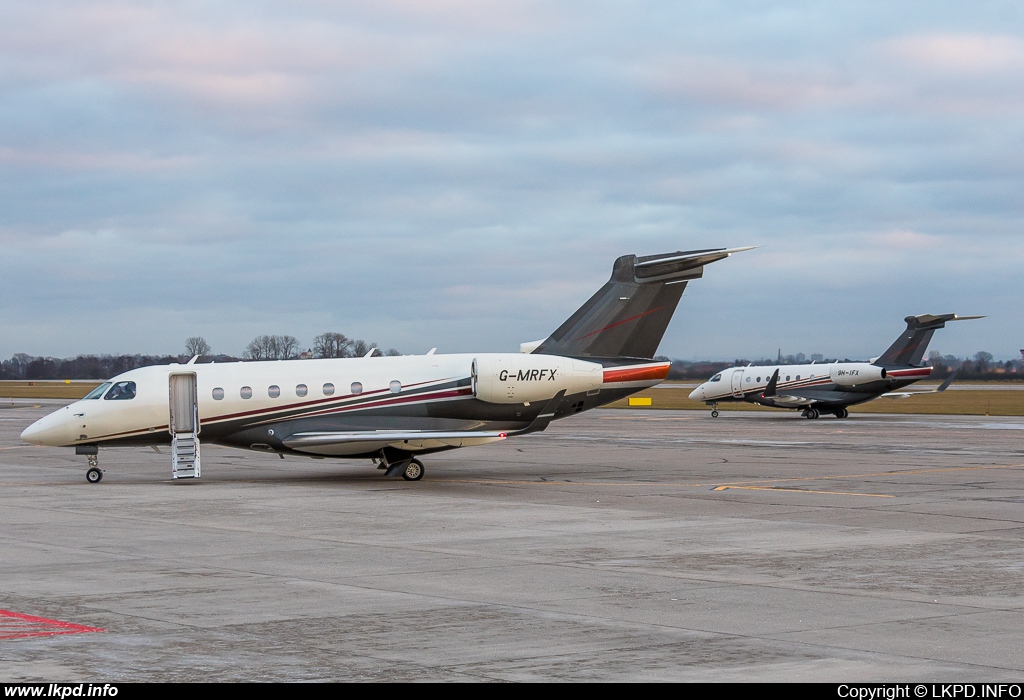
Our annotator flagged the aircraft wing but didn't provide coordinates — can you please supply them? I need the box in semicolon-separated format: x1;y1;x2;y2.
761;388;840;408
282;390;567;453
283;429;511;451
880;370;960;399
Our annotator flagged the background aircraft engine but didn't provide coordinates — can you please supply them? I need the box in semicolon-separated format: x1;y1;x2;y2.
474;355;603;404
829;363;887;387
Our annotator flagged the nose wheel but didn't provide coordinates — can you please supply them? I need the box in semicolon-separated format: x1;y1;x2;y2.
85;454;103;483
710;402;719;418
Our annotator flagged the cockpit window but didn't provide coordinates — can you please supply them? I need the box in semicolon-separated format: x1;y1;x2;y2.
710;374;722;382
104;381;137;400
84;382;112;400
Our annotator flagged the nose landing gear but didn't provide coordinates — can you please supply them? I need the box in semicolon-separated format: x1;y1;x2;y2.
710;402;719;418
77;445;103;483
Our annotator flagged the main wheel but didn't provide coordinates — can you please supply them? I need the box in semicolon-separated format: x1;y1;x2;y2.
86;467;103;483
834;408;849;419
809;408;820;419
711;410;719;418
402;459;424;481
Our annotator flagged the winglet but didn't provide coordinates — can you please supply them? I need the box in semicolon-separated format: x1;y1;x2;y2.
936;369;960;392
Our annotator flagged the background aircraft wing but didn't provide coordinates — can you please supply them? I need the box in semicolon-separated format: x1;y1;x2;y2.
765;388;841;407
880;369;960;398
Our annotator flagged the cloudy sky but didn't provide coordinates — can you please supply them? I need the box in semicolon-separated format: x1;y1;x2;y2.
2;1;1021;362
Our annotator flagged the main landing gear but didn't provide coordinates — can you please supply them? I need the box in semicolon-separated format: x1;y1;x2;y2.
402;458;425;481
802;407;849;420
376;452;425;481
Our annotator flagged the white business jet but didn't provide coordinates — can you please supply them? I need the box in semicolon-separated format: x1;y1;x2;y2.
689;314;982;419
22;247;749;482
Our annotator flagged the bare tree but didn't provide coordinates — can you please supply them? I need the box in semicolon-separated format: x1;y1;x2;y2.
351;339;371;357
313;332;353;358
277;335;300;360
185;336;211;357
244;335;273;360
974;351;993;373
384;348;401;356
245;334;300;360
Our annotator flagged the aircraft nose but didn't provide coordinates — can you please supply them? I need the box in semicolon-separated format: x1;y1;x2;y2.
20;408;76;446
688;385;704;401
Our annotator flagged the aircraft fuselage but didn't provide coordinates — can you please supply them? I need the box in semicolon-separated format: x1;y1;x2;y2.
22;353;668;458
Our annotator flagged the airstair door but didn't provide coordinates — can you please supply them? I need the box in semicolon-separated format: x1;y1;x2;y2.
169;373;201;479
731;369;744;397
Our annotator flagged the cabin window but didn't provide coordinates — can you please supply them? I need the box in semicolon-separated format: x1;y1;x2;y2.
84;382;112;400
268;385;280;398
796;375;801;381
240;386;253;399
296;384;308;397
350;382;362;395
390;380;402;394
746;377;751;383
212;387;225;400
786;375;791;382
756;376;761;382
104;381;136;400
322;383;334;396
710;374;722;382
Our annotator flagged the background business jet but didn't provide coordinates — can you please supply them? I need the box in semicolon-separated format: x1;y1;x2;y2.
689;313;982;419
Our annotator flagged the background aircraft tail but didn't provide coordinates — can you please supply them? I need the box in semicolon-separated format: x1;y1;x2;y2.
875;314;983;366
532;247;749;359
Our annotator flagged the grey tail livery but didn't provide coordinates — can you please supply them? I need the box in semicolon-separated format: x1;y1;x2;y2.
533;247;752;359
876;314;985;366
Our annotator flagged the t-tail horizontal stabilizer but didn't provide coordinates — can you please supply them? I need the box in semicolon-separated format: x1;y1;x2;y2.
876;314;985;367
534;247;752;359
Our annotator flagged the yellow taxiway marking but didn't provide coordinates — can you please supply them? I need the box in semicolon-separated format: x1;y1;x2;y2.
712;485;893;498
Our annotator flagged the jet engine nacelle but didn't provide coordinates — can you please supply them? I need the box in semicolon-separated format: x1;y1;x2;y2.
829;363;887;387
473;354;603;404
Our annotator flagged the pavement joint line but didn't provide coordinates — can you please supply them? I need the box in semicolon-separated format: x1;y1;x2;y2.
436;463;1024;489
711;485;893;497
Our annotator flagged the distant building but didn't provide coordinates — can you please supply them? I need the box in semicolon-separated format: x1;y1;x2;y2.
811;353;823;362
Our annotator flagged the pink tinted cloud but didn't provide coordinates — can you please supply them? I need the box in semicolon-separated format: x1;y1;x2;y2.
886;33;1024;74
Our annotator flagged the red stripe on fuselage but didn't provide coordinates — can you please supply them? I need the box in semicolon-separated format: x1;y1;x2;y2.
603;364;671;384
887;368;932;378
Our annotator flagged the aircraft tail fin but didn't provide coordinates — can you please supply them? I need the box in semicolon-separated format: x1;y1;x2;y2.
875;314;984;366
533;247;751;359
